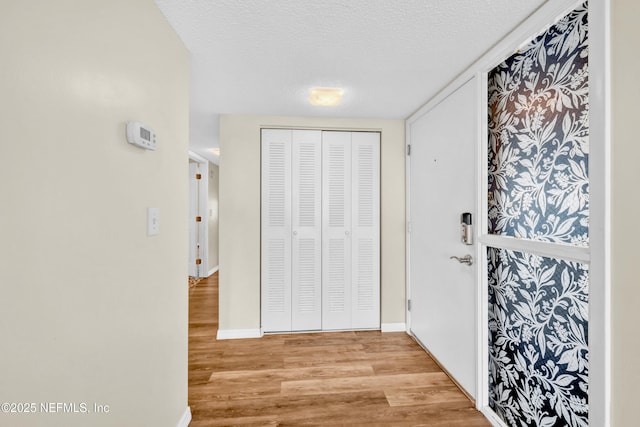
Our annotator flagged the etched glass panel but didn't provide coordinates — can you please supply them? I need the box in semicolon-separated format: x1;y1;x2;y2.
488;247;589;427
488;2;589;246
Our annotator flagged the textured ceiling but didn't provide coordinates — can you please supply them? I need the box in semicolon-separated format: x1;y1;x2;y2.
155;0;546;163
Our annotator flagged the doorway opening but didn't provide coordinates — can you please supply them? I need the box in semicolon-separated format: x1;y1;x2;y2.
188;152;210;280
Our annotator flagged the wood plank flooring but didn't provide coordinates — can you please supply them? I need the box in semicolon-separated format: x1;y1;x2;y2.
189;273;490;426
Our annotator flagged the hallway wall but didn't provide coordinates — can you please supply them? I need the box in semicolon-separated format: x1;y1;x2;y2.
0;1;190;426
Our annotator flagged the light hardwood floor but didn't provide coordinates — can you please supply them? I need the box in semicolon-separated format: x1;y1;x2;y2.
189;273;490;426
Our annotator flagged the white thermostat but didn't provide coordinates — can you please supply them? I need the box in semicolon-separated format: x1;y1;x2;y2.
126;121;157;150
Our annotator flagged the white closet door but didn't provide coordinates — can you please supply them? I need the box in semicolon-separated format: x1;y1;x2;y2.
261;129;292;332
351;132;380;328
291;130;322;330
263;129;380;333
322;131;352;330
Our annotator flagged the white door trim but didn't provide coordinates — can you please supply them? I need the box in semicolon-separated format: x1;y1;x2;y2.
189;151;209;278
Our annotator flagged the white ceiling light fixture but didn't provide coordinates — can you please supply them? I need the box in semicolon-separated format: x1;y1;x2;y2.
309;87;344;107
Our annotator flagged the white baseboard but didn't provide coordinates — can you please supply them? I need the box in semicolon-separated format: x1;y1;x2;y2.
177;407;191;427
481;406;507;427
381;322;407;333
216;328;263;340
217;326;405;337
207;265;219;277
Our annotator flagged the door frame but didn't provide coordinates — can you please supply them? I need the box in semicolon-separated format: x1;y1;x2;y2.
189;151;210;278
405;0;610;425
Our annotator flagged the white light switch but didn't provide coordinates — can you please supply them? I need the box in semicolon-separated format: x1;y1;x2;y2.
147;207;160;236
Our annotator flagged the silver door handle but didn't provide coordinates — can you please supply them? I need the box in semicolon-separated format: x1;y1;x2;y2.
450;255;473;266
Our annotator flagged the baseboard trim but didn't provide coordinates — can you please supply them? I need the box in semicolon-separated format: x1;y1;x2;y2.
481;406;508;427
216;328;263;340
177;407;191;427
381;322;407;333
207;265;219;277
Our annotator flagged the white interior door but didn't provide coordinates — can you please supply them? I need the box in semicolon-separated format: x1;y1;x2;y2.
408;78;477;398
261;129;292;332
322;131;380;330
322;131;352;330
351;132;380;329
291;130;322;330
262;129;380;333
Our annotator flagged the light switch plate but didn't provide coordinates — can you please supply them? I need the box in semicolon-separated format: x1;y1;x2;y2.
147;207;160;236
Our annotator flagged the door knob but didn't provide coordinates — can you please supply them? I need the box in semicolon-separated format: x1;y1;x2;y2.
450;255;473;266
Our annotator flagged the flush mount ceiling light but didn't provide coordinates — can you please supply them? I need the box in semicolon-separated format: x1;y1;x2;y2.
309;87;344;106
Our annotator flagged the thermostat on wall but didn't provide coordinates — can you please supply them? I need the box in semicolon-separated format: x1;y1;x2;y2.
126;121;157;150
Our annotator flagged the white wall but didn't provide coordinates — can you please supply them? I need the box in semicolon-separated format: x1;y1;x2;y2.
0;1;190;426
208;162;220;271
218;115;405;332
611;0;640;425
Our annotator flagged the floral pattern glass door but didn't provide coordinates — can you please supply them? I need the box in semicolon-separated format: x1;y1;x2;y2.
486;2;589;426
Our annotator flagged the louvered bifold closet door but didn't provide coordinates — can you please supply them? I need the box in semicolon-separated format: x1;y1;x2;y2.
351;132;380;328
291;130;322;330
261;129;292;332
322;131;353;330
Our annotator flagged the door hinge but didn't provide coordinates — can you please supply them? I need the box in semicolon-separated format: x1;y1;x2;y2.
407;299;412;312
407;144;411;156
195;258;202;265
195;173;202;180
407;221;412;234
195;216;202;222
